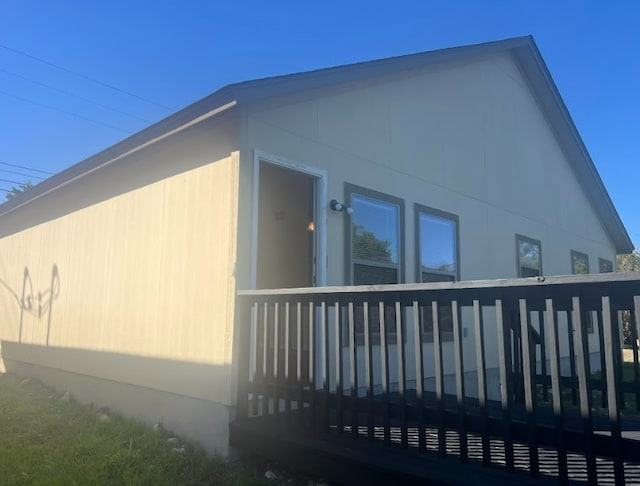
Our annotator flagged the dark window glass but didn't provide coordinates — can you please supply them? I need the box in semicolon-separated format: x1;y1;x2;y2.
346;186;404;345
354;264;398;285
351;193;400;285
417;206;459;283
599;258;614;273
571;251;589;275
517;236;542;277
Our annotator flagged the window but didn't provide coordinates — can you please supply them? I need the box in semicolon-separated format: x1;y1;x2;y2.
414;205;459;341
571;250;590;274
599;258;614;273
415;205;459;283
346;184;404;344
346;184;404;285
516;235;542;277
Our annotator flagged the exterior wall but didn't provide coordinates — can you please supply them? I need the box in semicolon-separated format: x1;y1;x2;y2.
243;52;618;386
0;112;240;455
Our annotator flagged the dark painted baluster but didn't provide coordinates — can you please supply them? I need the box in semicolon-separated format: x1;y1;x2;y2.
496;299;514;471
596;309;608;408
539;311;548;402
519;299;539;477
634;297;640;412
546;299;568;485
335;302;344;434
433;301;446;458
413;301;426;453
380;302;391;447
296;302;304;425
274;302;280;420
602;296;624;484
251;301;262;417
396;301;408;448
364;302;375;441
321;302;330;431
572;296;597;484
348;302;358;439
262;302;270;416
472;300;490;466
308;302;316;430
452;300;467;463
284;302;291;420
235;298;252;421
566;310;578;406
613;308;626;411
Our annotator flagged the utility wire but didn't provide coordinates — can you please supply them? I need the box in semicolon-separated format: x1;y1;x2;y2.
0;188;11;193
0;161;54;175
0;168;46;180
0;67;153;123
0;44;174;112
0;88;134;134
0;177;26;185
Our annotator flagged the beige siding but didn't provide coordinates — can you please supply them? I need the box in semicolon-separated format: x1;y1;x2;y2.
246;52;616;285
243;53;617;381
0;117;239;407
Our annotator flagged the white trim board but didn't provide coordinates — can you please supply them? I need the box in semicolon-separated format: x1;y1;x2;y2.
250;149;328;289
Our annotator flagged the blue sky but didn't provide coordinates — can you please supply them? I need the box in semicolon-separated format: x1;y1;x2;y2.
0;1;638;247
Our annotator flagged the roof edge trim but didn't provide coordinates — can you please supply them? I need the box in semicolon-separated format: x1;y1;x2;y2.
0;100;237;218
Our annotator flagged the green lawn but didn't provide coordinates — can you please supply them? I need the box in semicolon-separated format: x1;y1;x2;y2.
0;373;279;485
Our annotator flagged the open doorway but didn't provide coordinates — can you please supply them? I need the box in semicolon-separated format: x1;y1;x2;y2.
253;156;324;387
256;161;317;290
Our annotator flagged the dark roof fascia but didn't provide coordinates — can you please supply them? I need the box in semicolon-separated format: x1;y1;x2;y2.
229;36;534;106
511;40;633;253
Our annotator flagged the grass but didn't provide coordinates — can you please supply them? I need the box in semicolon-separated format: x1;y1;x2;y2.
0;373;297;486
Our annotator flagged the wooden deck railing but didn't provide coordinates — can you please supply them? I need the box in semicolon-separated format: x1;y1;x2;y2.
235;273;640;484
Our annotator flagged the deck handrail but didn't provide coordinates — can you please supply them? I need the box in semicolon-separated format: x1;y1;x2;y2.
235;272;640;484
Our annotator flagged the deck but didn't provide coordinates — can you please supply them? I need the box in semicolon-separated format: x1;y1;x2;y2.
232;273;640;484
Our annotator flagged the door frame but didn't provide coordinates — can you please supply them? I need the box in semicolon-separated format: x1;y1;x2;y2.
250;149;328;289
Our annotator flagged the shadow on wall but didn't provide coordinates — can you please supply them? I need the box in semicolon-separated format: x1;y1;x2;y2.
0;340;235;454
1;265;60;345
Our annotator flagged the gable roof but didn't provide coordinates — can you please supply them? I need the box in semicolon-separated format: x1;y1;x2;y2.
1;36;633;253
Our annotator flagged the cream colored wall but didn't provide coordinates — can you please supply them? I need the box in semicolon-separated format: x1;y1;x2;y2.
0;114;240;408
243;52;618;381
245;52;616;286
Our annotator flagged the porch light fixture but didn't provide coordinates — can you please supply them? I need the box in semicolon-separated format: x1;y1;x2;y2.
330;199;353;215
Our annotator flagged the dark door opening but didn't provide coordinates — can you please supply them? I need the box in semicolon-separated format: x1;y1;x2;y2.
256;161;316;386
256;162;316;290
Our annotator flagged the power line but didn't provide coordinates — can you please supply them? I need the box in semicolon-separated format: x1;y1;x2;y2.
0;67;153;123
0;177;26;185
0;44;174;112
0;161;54;175
0;168;46;180
0;188;11;193
0;88;134;134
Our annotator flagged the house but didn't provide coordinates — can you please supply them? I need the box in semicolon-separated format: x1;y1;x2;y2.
0;36;633;457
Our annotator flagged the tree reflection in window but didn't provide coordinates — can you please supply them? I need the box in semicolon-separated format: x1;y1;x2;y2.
571;251;589;275
350;194;400;285
517;235;542;277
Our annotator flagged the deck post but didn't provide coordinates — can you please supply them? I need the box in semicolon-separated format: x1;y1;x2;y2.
235;296;252;421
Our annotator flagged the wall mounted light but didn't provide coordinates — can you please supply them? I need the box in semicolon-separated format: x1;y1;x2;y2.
330;199;353;215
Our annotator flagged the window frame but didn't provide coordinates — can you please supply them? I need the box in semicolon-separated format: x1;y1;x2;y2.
345;183;405;286
570;250;590;275
414;204;460;283
516;234;543;278
344;183;405;346
598;258;614;273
